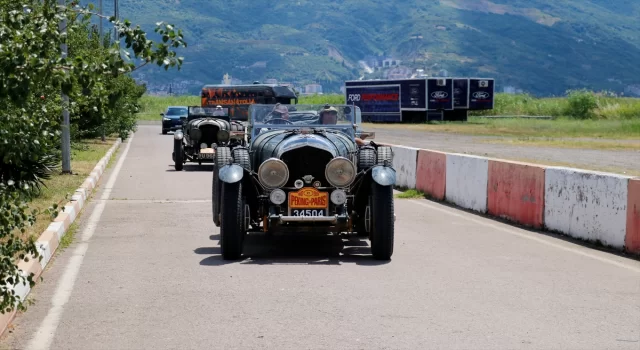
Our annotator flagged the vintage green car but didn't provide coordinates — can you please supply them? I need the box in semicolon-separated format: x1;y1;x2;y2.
211;103;396;261
172;106;246;171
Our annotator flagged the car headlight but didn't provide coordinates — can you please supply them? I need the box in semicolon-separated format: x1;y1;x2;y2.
330;189;347;205
258;158;289;189
325;157;356;187
269;189;286;205
217;130;230;143
163;117;170;121
200;143;207;149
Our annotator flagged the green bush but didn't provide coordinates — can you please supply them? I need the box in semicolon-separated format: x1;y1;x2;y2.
0;0;186;314
566;89;598;119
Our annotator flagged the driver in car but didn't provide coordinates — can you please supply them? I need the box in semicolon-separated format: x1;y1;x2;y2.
213;105;225;116
268;103;289;121
318;105;367;146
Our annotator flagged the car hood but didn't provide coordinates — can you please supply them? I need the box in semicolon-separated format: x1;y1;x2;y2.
250;129;356;168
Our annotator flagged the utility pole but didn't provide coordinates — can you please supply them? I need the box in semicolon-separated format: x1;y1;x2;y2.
100;0;105;142
113;0;118;41
59;0;71;174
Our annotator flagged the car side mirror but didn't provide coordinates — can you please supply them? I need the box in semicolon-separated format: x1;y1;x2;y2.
160;113;165;117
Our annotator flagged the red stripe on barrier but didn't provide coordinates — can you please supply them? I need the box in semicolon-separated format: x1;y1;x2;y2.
487;160;545;228
416;150;446;200
626;178;640;254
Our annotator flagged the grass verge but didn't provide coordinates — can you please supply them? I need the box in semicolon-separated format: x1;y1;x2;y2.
137;95;200;121
395;189;425;199
478;137;640;151
364;117;640;139
23;136;119;241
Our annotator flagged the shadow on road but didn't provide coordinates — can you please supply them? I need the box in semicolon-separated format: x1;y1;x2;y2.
195;234;390;266
165;164;214;172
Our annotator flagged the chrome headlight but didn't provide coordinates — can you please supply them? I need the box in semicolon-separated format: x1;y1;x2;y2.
217;130;230;143
330;189;347;205
258;158;289;189
325;157;356;187
200;143;207;149
269;189;286;205
174;131;183;140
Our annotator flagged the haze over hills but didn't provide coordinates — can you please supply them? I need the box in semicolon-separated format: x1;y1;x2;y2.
111;0;640;96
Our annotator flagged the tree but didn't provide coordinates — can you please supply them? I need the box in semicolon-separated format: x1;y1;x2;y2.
0;0;187;314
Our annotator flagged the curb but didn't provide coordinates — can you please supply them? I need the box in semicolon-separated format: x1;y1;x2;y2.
0;138;123;336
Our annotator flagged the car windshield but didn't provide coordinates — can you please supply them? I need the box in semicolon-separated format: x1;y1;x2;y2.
166;107;188;116
187;106;230;120
249;104;357;140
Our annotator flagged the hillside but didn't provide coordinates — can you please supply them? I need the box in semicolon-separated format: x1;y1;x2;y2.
111;0;640;96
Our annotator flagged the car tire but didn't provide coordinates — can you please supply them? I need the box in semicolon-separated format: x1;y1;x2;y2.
369;182;394;260
162;129;168;135
232;147;250;170
377;146;393;165
220;181;245;260
212;146;231;227
174;140;184;171
357;147;376;172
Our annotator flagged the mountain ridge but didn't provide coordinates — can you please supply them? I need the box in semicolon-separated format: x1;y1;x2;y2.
113;0;640;96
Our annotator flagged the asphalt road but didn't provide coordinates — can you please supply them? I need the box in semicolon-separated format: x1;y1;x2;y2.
2;125;640;350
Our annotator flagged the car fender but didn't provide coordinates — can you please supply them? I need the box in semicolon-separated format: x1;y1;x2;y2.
219;164;244;184
371;165;396;186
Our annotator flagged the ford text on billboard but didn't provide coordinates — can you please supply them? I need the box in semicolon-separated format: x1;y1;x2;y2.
346;85;401;113
427;78;454;111
469;79;494;110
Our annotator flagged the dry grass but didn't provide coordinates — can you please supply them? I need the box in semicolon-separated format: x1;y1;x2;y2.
478;138;640;151
362;117;640;139
22;136;119;240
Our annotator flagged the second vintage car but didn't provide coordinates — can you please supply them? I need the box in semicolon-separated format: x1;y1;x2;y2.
211;103;396;261
172;106;246;171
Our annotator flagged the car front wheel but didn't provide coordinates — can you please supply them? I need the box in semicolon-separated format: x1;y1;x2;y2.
220;181;246;260
369;182;394;260
173;140;184;171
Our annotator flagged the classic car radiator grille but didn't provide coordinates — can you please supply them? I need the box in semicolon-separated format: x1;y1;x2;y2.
281;147;332;187
198;125;219;147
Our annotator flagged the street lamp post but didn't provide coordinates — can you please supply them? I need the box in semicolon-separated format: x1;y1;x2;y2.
59;0;71;174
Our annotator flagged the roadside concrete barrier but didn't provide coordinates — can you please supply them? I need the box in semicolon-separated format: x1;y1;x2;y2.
487;160;545;228
626;178;640;254
445;153;489;213
390;145;419;190
544;167;631;249
415;149;446;200
381;141;639;255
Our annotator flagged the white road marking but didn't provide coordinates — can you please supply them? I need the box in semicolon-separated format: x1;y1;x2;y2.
26;134;135;350
410;199;640;274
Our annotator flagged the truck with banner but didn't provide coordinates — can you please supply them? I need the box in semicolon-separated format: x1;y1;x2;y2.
344;77;494;122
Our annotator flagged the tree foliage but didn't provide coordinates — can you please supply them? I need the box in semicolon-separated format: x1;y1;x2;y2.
0;0;186;313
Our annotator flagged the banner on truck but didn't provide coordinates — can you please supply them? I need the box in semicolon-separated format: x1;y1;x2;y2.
346;85;401;114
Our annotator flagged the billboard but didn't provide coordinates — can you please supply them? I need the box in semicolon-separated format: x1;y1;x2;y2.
346;85;401;114
427;78;454;111
469;79;495;110
453;78;469;109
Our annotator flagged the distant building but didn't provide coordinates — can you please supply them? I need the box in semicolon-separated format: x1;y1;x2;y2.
503;86;517;94
305;84;323;94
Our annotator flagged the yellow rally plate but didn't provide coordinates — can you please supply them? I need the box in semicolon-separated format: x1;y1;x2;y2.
288;187;328;209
